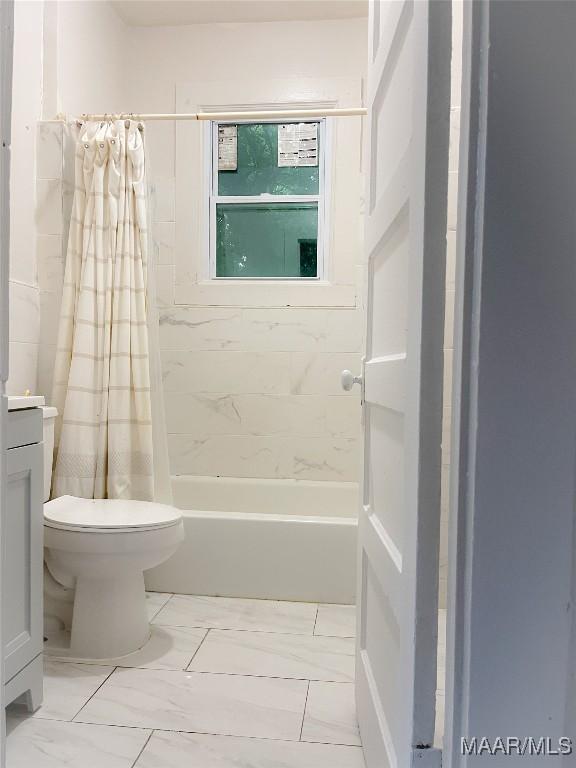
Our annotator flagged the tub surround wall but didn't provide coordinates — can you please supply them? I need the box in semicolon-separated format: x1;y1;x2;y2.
161;312;363;482
125;20;368;487
36;145;365;485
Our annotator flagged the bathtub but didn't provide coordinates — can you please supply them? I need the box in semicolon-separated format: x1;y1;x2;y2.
144;476;358;604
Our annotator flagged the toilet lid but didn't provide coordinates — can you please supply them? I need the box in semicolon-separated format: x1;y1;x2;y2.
44;495;182;533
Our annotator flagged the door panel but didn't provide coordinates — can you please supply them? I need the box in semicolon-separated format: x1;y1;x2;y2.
356;1;451;766
4;443;43;683
369;212;409;359
366;405;404;550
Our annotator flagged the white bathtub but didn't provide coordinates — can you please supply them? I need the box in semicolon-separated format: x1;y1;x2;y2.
144;476;358;604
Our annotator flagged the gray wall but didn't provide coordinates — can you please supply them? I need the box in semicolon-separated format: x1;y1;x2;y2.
447;1;576;762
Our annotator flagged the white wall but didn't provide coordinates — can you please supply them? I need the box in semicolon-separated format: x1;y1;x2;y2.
7;1;44;395
56;0;127;116
37;0;128;399
10;0;128;397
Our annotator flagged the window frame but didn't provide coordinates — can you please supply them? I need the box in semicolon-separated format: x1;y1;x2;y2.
207;117;329;281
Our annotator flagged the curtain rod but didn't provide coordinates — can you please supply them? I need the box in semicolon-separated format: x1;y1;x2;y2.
48;107;367;123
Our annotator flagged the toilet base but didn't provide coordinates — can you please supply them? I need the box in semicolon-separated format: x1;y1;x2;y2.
43;510;184;662
70;572;150;659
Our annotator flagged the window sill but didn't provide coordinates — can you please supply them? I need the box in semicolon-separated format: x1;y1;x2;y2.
174;280;357;308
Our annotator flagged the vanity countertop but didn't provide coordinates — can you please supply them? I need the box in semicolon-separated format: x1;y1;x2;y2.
7;395;45;411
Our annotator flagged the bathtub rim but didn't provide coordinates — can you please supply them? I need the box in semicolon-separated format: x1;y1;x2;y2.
178;508;358;526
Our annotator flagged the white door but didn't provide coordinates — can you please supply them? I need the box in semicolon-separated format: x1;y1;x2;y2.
355;2;450;766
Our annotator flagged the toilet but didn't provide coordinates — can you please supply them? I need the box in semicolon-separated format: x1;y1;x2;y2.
41;407;184;660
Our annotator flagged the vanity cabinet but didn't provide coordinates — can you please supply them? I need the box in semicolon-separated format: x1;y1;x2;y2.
3;406;43;710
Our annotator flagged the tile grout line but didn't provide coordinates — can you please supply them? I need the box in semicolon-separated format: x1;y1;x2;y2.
66;666;353;683
312;603;320;636
184;628;211;670
25;713;366;748
130;729;155;768
166;670;353;683
23;717;362;752
69;665;118;722
300;736;363;748
45;630;354;679
46;624;356;671
147;593;175;622
298;680;311;741
150;624;321;637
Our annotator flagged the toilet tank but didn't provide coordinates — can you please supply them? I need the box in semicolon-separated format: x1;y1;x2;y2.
41;406;58;502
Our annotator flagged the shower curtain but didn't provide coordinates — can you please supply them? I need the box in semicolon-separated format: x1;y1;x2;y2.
51;120;169;502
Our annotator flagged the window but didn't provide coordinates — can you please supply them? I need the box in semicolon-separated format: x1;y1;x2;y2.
209;120;327;279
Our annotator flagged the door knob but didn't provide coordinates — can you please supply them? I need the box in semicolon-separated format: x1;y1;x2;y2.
341;370;363;391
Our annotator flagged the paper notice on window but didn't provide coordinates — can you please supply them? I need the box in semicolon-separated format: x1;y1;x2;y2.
278;123;318;167
218;125;237;171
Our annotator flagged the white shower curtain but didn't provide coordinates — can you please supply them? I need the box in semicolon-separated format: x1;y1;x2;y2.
52;120;167;501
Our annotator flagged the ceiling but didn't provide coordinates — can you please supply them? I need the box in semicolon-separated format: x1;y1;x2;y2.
111;0;369;27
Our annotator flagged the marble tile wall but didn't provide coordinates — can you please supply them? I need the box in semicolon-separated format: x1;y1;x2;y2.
36;122;65;401
8;120;64;396
158;306;362;482
144;104;364;483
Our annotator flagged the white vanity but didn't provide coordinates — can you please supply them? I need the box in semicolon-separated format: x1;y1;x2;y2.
3;396;45;710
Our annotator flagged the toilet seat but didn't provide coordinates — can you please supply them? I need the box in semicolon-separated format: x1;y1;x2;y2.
44;495;182;534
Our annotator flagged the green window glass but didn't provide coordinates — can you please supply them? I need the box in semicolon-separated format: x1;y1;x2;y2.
218;123;320;197
216;203;318;278
212;120;324;279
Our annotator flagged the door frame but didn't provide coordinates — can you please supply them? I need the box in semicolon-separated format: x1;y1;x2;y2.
442;1;480;762
0;0;14;764
444;1;576;764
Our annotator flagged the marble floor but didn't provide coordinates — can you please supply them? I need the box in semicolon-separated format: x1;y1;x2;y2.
7;596;448;766
6;593;364;768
